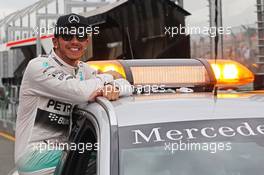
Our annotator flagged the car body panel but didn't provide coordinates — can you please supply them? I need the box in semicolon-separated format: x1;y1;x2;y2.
111;92;264;127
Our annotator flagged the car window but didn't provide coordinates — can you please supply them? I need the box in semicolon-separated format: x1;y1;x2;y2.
55;110;98;175
119;118;264;175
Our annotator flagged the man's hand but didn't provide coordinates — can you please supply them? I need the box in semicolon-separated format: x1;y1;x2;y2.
104;70;124;79
88;89;103;101
102;84;120;101
89;84;120;101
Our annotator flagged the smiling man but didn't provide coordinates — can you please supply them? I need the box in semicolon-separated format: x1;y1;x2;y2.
14;13;132;175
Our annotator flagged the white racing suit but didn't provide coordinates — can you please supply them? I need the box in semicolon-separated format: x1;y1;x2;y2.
15;50;132;175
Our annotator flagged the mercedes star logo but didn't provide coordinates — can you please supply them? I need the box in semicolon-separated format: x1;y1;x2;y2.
68;15;80;23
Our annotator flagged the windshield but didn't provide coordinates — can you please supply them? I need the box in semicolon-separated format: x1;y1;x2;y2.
119;118;264;175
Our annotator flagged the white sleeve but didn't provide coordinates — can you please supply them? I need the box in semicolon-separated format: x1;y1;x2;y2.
82;63;114;83
23;60;107;103
93;71;133;96
84;62;133;96
91;72;133;97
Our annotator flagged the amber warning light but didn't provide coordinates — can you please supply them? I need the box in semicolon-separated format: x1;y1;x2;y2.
207;59;254;87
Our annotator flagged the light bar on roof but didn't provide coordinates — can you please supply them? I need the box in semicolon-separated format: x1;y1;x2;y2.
88;59;217;91
120;59;216;90
130;66;207;86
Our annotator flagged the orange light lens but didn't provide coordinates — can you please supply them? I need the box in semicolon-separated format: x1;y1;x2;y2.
208;59;254;86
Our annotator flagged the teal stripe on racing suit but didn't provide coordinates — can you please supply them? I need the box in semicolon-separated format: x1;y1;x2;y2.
17;149;62;174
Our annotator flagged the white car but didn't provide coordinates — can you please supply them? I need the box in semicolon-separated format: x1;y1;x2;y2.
51;58;264;175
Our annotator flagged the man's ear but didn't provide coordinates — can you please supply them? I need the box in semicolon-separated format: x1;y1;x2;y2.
52;37;58;49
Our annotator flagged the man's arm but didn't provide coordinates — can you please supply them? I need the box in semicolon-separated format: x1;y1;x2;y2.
84;64;133;97
23;59;112;103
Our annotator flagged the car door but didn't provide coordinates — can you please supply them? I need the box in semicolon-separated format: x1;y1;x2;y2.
55;108;98;175
55;100;112;175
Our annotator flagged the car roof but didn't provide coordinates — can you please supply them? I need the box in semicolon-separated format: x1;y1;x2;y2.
111;92;264;127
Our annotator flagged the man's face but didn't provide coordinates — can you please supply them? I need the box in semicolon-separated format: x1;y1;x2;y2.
52;33;89;64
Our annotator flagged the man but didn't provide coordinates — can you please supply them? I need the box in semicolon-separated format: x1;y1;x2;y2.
15;13;132;175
